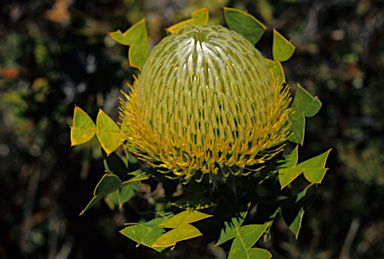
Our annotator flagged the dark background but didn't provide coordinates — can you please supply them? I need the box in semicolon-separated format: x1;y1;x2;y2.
1;0;384;258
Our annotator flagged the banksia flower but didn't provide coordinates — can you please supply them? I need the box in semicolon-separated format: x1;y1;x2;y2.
120;24;292;183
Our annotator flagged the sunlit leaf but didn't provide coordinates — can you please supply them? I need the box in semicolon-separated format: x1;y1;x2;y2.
224;7;266;44
278;148;331;188
96;109;124;156
70;106;96;146
109;19;149;69
288;84;322;145
152;224;202;248
227;224;271;259
80;172;148;215
161;210;212;228
299;149;332;183
272;29;295;62
166;8;209;34
120;218;167;252
151;210;212;248
278;146;304;189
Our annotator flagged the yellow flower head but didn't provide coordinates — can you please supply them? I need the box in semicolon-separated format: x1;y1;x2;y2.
120;25;292;183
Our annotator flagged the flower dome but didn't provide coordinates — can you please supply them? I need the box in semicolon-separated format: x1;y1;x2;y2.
120;24;292;183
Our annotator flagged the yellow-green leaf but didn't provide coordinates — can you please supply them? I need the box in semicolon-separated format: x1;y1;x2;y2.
300;149;332;183
216;203;250;246
288;84;322;145
80;172;148;215
109;19;149;69
278;148;331;188
272;29;295;62
120;218;167;252
224;7;266;44
278;146;304;189
265;58;286;85
152;224;202;248
166;8;209;34
227;223;271;259
70;106;96;146
150;209;212;248
161;210;212;228
96;109;124;156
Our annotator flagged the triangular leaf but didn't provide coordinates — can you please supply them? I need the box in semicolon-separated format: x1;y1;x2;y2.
279;168;304;189
224;7;266;44
166;8;209;34
278;148;331;188
288;84;322;145
120;218;167;252
215;203;250;246
161;210;212;228
80;172;148;215
109;19;149;69
265;58;286;85
70;106;96;146
272;29;295;62
279;185;318;238
151;224;202;248
96;109;124;156
150;209;212;248
277;146;299;169
227;223;270;259
299;149;331;183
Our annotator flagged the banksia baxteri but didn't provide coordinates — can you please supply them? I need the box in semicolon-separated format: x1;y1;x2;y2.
120;24;292;183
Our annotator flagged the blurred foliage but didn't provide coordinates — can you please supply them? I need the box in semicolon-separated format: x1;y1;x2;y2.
1;0;384;259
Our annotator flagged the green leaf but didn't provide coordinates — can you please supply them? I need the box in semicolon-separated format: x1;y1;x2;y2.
103;151;130;181
120;218;167;252
278;147;304;189
265;58;285;85
119;181;140;205
105;180;141;210
288;115;305;145
227;224;271;259
96;109;124;156
292;84;322;118
109;19;149;69
172;193;215;210
277;146;299;169
278;148;331;188
272;29;295;62
166;8;209;34
216;203;250;246
247;248;272;259
299;149;332;183
81;173;121;215
152;224;202;248
279;168;304;189
279;185;318;238
151;210;212;248
288;84;322;145
224;7;266;44
70;106;96;146
80;172;148;215
161;210;212;228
